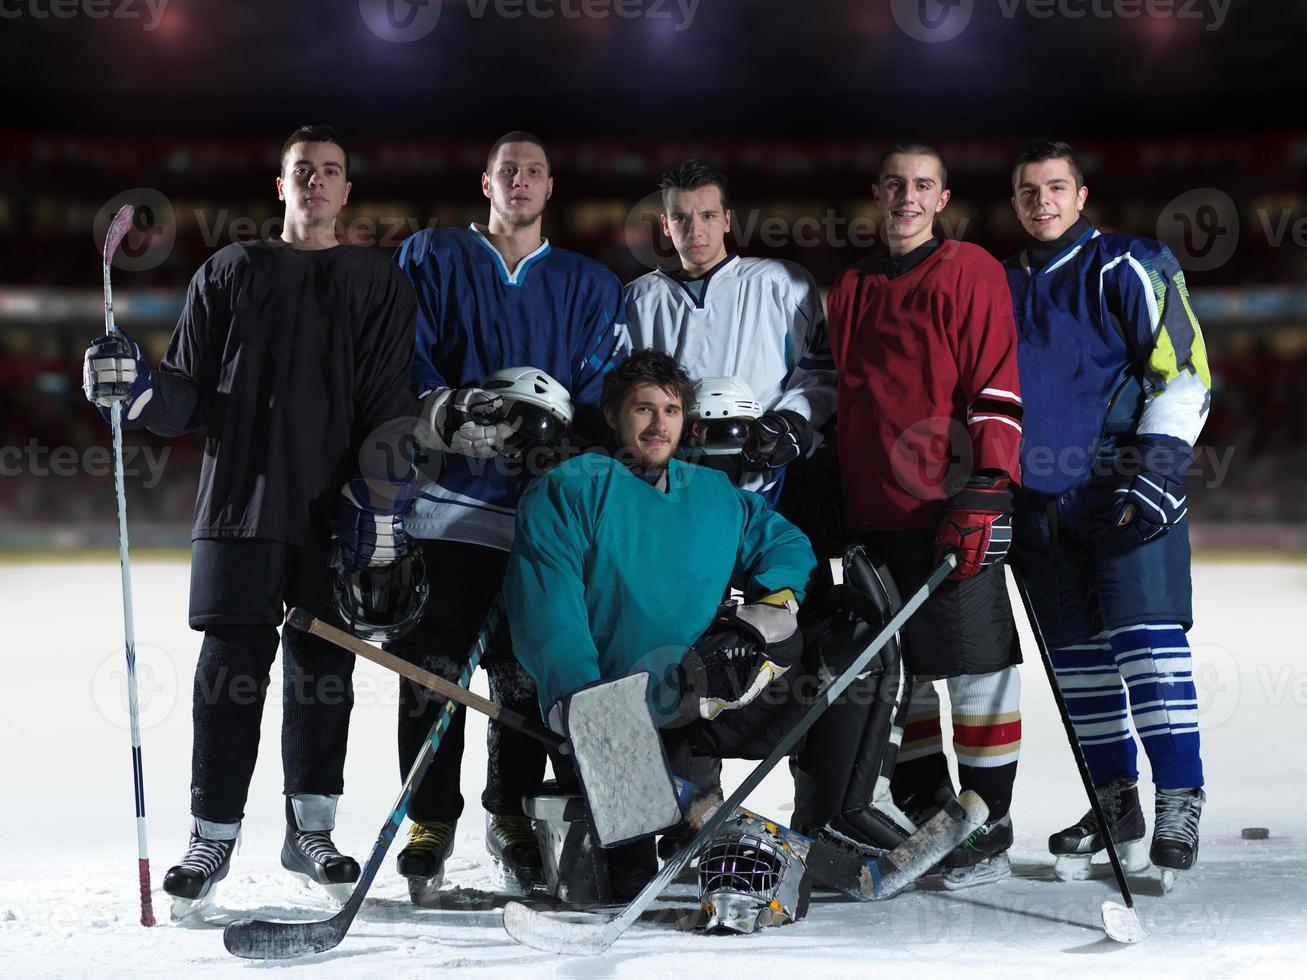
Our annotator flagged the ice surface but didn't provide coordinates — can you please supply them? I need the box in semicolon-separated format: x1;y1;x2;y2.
1;557;1304;976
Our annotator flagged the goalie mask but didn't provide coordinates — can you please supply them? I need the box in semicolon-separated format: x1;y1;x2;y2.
688;377;763;457
480;366;573;455
698;818;809;933
331;548;429;643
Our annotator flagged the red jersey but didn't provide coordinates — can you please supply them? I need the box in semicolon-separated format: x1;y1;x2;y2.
826;240;1022;531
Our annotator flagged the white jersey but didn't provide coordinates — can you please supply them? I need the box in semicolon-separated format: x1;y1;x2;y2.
624;254;836;496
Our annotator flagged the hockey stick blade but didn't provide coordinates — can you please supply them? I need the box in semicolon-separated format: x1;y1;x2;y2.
104;205;136;267
224;912;354;960
865;790;987;899
1101;900;1145;944
502;902;617;956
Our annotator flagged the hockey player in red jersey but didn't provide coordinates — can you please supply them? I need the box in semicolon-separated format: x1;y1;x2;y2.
822;141;1025;888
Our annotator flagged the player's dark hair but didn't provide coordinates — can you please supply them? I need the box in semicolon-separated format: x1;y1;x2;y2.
602;349;696;421
280;125;349;176
878;140;948;187
487;131;551;174
1012;139;1084;189
659;159;730;212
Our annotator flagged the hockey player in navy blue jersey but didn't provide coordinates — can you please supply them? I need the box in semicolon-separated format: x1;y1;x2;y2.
1004;140;1211;886
388;132;629;900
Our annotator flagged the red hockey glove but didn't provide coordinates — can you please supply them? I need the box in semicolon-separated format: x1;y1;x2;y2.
934;473;1014;580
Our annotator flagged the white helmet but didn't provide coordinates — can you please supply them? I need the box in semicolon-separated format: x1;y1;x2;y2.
698;818;809;933
480;366;574;453
688;377;763;457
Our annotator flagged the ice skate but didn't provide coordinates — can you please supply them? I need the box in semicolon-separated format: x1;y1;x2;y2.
397;819;457;904
280;795;360;903
163;819;239;921
1049;776;1149;882
487;814;547;896
1153;787;1205;893
941;813;1012;890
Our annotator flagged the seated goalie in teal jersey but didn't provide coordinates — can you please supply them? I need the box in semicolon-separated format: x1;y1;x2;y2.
505;350;927;904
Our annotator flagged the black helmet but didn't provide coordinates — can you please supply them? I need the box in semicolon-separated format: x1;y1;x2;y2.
331;548;429;642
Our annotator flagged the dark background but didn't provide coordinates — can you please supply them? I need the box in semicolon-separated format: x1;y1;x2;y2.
3;0;1304;549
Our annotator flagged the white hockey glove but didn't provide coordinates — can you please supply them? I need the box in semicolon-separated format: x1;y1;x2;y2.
680;589;803;721
82;329;154;424
417;385;521;459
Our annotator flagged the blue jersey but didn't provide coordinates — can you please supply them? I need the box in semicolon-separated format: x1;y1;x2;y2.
1004;226;1211;495
396;224;628;549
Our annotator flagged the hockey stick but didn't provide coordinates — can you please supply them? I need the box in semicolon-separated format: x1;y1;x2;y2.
290;606;984;905
1011;569;1144;944
222;600;503;960
503;554;960;954
99;204;156;928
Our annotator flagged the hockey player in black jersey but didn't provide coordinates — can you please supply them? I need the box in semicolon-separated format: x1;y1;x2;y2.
82;126;419;916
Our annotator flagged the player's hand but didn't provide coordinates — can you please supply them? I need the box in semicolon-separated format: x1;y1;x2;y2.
1113;435;1192;544
82;329;154;424
418;386;520;458
935;472;1013;579
680;590;802;721
741;410;810;470
331;476;419;571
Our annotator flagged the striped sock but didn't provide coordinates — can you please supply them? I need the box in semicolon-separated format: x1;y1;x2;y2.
1050;634;1137;786
949;667;1022;822
1107;622;1203;789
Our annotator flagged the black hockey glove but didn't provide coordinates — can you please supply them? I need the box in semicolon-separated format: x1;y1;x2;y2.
1113;435;1193;544
741;410;811;471
679;589;803;721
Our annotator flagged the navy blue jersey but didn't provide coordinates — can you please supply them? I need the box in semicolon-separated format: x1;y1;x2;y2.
1004;227;1210;495
395;224;628;549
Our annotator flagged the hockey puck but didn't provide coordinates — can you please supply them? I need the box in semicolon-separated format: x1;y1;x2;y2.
1241;827;1269;840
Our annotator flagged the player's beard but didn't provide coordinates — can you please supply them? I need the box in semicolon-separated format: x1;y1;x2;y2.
496;196;546;230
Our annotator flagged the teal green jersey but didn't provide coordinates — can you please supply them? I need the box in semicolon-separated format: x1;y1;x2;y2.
504;453;817;717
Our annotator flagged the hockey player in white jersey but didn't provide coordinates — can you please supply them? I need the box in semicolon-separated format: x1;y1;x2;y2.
623;159;837;851
623;159;836;506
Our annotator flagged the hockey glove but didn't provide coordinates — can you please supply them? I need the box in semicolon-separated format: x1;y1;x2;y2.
417;385;521;459
82;329;154;425
680;589;803;721
331;475;420;571
935;472;1013;580
742;410;811;471
1113;434;1193;544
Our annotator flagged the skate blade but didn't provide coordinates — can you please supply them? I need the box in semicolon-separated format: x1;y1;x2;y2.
284;867;353;908
407;872;446;905
1053;854;1093;882
1160;868;1177;893
491;857;549;898
942;852;1011;891
169;890;216;922
1101;900;1145;943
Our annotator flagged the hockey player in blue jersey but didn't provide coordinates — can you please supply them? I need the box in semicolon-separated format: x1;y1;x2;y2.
1004;140;1211;886
388;132;629;900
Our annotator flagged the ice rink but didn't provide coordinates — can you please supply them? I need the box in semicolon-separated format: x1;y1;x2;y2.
2;555;1303;977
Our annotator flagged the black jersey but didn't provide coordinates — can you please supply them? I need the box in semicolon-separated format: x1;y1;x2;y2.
138;239;417;546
